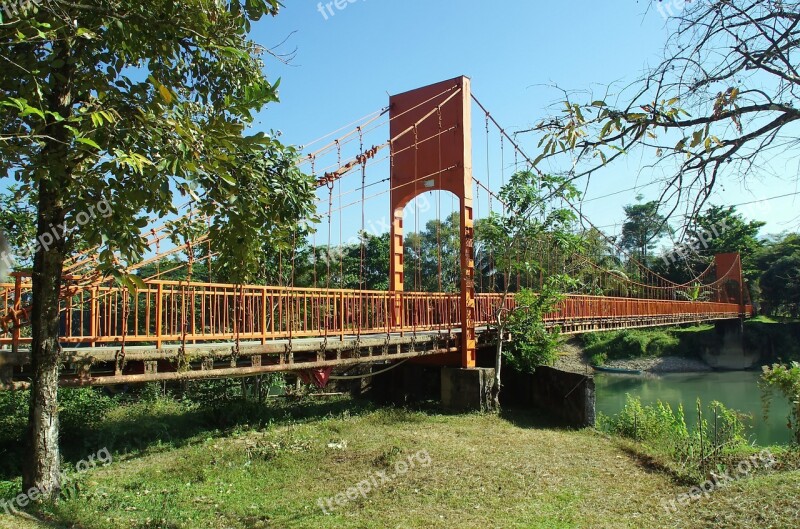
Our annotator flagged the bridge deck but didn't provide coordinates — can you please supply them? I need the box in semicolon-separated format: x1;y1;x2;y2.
0;306;747;389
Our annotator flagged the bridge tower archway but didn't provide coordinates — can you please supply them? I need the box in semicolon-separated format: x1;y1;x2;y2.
389;76;476;368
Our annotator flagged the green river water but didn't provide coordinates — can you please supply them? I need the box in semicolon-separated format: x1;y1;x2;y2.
595;370;794;445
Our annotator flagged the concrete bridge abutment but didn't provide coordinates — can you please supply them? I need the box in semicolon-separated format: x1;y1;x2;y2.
703;319;759;370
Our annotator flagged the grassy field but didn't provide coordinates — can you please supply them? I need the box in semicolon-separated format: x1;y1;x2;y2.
0;397;798;529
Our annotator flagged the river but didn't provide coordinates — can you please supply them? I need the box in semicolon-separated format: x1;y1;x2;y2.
595;370;793;445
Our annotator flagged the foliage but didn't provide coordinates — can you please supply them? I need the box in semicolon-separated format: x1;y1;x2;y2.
299;231;392;291
620;198;671;260
582;329;681;362
0;388;118;476
653;206;766;287
0;0;314;280
58;388;118;437
599;395;749;477
581;325;721;364
477;170;582;291
761;362;800;444
529;0;800;221
756;234;800;317
403;213;461;292
0;185;36;268
503;281;566;373
0;390;29;447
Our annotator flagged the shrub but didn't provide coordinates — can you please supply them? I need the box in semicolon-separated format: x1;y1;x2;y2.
504;285;563;373
761;362;800;444
599;395;748;474
0;390;28;445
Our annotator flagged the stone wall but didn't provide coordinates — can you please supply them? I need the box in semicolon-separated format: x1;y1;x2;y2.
503;366;595;427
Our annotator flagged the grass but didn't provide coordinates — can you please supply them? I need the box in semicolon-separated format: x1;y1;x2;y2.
580;325;716;365
1;397;798;529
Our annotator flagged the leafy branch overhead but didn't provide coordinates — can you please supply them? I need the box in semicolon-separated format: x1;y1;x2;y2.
0;0;314;283
528;0;800;222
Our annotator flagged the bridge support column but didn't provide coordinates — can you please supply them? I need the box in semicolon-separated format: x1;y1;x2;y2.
441;367;495;412
388;76;476;367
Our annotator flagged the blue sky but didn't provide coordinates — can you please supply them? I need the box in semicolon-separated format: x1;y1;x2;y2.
249;0;800;245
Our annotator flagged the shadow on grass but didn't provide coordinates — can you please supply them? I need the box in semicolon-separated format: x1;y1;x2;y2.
615;441;697;487
499;406;580;430
0;396;378;482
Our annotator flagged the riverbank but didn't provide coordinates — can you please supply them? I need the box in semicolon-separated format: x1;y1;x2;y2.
0;397;798;529
555;338;713;374
558;320;800;375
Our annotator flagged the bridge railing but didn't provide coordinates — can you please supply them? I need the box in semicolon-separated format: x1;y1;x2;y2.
0;275;748;349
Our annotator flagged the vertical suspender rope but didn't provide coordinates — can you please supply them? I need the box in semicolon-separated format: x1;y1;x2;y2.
437;107;443;295
413;124;420;332
387;139;395;342
206;218;212;282
476;175;482;294
436;106;444;335
359;127;366;293
500;133;507;291
358;126;366;339
336;140;344;290
311;155;318;290
325;180;334;345
486;112;492;215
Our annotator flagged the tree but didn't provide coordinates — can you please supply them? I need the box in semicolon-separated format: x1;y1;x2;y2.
530;0;800;223
620;199;670;260
0;185;37;275
477;170;580;407
654;205;765;285
756;234;800;317
761;362;800;444
0;1;316;498
404;213;461;293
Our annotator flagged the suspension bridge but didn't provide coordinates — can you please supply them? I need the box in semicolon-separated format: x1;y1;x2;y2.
0;77;752;391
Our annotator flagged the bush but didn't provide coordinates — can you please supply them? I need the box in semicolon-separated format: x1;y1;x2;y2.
0;390;28;445
504;285;563;373
59;388;118;436
599;395;748;475
761;362;800;444
581;329;687;362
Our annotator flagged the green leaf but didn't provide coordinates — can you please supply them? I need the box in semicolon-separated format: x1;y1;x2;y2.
158;84;173;104
76;137;102;150
219;172;237;186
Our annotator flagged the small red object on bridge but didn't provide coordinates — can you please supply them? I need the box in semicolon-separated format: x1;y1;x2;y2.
298;367;334;389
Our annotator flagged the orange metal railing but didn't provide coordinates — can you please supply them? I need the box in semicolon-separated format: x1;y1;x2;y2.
0;274;748;350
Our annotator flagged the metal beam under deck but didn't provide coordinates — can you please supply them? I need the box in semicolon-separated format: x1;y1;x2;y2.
0;331;462;390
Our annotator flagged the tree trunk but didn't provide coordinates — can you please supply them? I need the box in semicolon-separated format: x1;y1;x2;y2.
23;183;68;498
23;38;74;498
492;325;503;410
